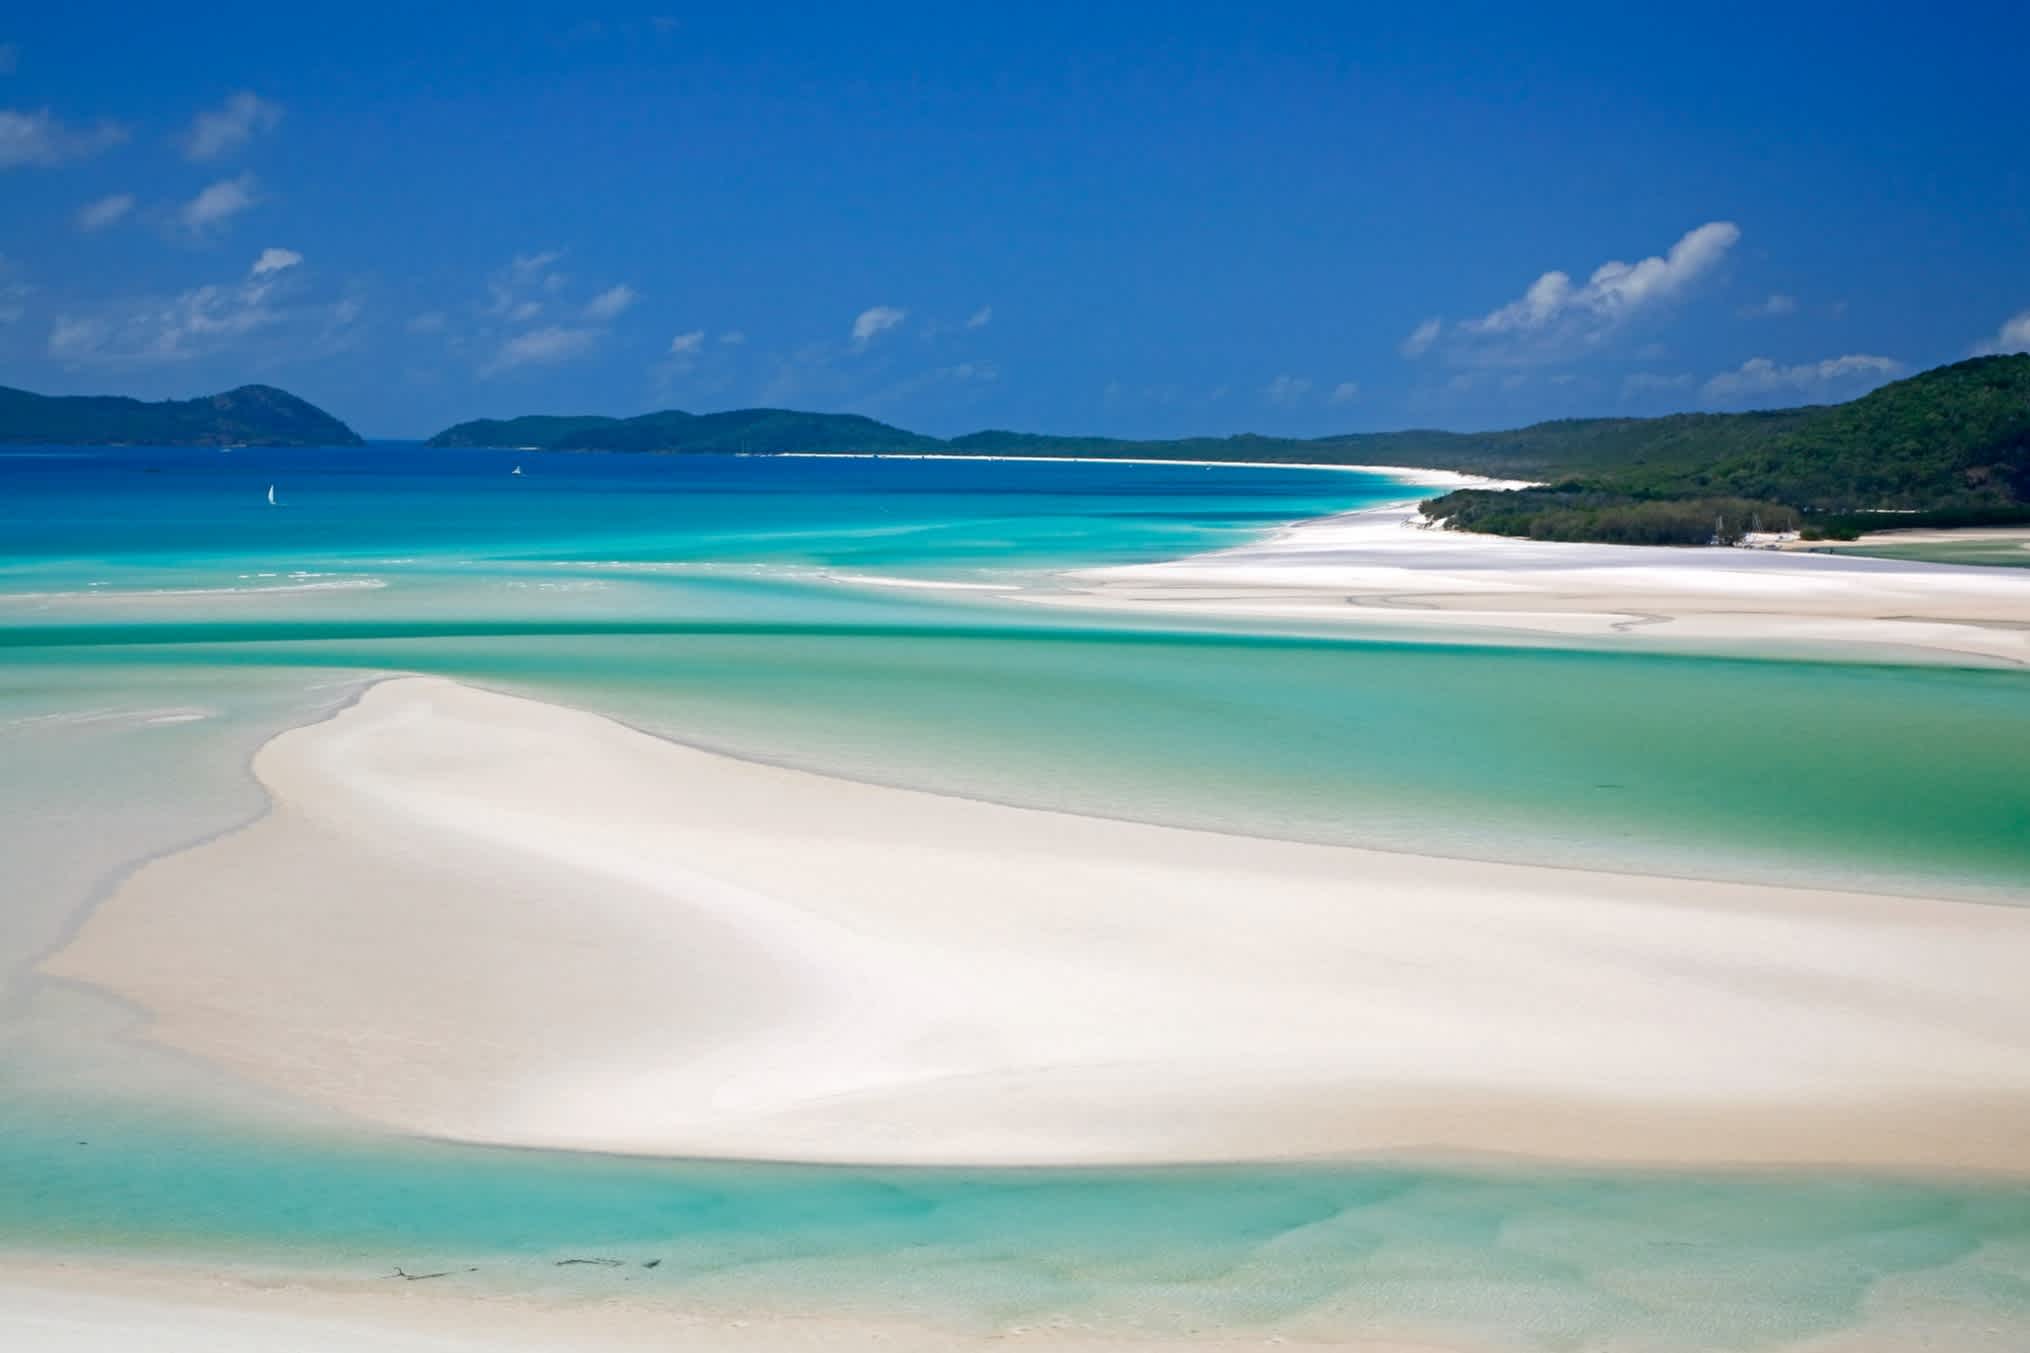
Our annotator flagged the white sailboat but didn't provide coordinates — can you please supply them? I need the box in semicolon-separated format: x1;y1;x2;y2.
266;484;278;507
511;465;523;476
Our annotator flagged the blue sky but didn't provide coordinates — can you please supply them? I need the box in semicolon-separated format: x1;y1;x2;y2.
2;2;2026;438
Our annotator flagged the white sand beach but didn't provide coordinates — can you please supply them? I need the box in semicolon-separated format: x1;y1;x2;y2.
42;676;2030;1172
1777;524;2030;553
1038;499;2030;664
775;451;1505;487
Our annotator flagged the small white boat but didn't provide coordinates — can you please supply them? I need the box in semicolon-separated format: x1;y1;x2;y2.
511;465;523;476
266;484;278;506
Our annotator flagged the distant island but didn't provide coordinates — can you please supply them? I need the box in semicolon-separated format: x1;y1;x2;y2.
432;355;2030;545
430;408;945;456
11;358;2026;546
0;383;363;448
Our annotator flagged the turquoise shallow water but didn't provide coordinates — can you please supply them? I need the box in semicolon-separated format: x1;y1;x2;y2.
0;443;1397;583
4;445;2030;1345
5;1095;2030;1350
7;618;2028;897
5;447;2025;897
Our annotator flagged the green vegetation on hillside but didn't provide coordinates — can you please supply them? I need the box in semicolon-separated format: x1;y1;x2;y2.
14;357;2023;552
429;355;2030;547
432;406;1830;477
428;408;942;454
0;384;363;447
1420;356;2030;543
424;413;622;448
1421;490;1804;547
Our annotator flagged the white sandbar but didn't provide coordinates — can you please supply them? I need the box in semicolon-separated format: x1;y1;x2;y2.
43;676;2030;1171
1038;500;2030;664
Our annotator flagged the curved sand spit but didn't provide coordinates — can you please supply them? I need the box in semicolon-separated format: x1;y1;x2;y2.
43;676;2030;1169
1041;500;2030;664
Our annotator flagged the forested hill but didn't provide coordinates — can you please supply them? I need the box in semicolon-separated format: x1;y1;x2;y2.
0;383;363;447
427;408;943;454
947;415;1828;480
428;405;1816;476
431;354;2030;545
1419;356;2030;543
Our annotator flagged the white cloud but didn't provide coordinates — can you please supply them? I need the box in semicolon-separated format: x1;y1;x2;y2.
0;106;126;168
75;192;134;231
851;305;905;346
1432;222;1740;365
181;92;282;162
1622;371;1694;398
1328;380;1360;405
318;296;367;352
1263;374;1312;406
719;330;746;345
482;325;601;375
46;315;97;352
176;173;259;232
40;254;363;368
583;283;637;321
406;310;447;334
1470;222;1739;333
853;360;1001;413
656;329;709;381
509;250;563;281
1400;317;1441;358
1740;293;1797;318
485;250;566;318
1971;309;2030;357
47;279;284;366
0;256;29;325
250;246;302;276
468;259;640;377
966;305;993;329
1702;354;1902;401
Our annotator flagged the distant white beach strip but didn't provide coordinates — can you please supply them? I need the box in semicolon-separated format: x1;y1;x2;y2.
1037;496;2030;664
770;450;1520;490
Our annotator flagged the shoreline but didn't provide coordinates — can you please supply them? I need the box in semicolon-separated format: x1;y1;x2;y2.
41;674;2030;1174
1782;524;2030;549
0;1256;1479;1353
769;450;1519;490
1031;496;2030;665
